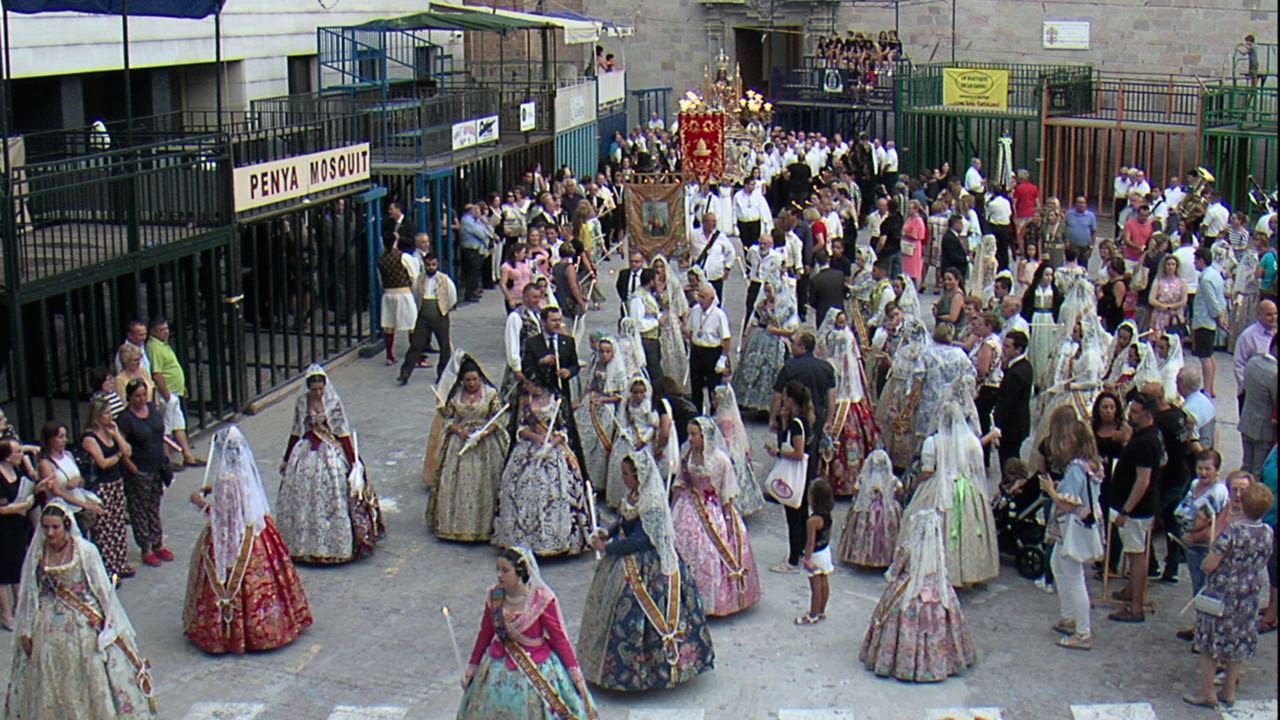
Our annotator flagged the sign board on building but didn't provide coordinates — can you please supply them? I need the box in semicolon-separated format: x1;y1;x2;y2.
520;101;537;132
477;115;500;144
822;68;844;94
1043;20;1090;50
233;143;370;213
452;119;479;151
942;68;1010;111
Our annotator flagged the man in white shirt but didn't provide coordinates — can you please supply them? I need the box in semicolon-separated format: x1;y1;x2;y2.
1256;201;1276;236
398;252;457;385
744;229;785;331
687;181;715;238
114;320;152;374
1203;190;1230;240
1129;168;1151;197
629;268;664;382
685;285;733;413
865;197;889;247
985;186;1014;270
733;178;773;249
504;284;544;392
999;295;1030;341
647;111;665;131
692;213;735;299
1113;166;1132;221
964;156;987;216
883;141;899;178
1172;232;1199;314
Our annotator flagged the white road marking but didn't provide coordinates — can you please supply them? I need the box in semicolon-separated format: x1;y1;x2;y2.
1070;702;1159;720
326;706;409;720
180;702;267;720
1220;699;1280;720
778;709;857;720
925;707;1004;720
626;710;706;720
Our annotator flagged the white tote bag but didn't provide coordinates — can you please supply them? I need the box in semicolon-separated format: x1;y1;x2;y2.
766;422;808;509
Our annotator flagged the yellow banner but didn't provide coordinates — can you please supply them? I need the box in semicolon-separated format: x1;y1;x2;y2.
942;68;1010;111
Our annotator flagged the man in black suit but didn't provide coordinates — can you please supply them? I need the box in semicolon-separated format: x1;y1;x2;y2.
521;305;587;471
384;201;415;248
993;330;1033;471
940;214;970;280
809;250;848;325
616;251;646;315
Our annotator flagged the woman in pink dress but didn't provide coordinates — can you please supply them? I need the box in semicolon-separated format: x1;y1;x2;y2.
901;200;927;285
670;417;760;617
838;449;902;568
1148;254;1187;336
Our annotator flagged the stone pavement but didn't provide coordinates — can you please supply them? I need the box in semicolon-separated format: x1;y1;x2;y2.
0;239;1273;720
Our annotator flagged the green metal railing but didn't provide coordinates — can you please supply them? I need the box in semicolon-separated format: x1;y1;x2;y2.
1201;85;1279;131
900;62;1092;115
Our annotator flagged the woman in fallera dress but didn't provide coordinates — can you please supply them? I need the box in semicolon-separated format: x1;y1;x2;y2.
711;385;766;518
605;376;660;508
424;352;510;542
4;502;157;719
860;508;977;682
816;308;881;496
492;378;593;557
183;426;312;654
901;402;1000;587
276;364;384;564
874;317;929;472
651;254;690;390
671;417;761;617
578;452;715;691
838;449;902;569
732;279;799;413
576;336;626;489
458;547;596;720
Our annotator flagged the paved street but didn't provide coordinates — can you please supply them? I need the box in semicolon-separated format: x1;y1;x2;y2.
0;239;1275;720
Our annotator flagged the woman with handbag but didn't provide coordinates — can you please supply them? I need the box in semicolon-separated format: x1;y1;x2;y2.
1184;483;1274;708
1149;254;1188;337
765;381;815;574
1039;417;1104;650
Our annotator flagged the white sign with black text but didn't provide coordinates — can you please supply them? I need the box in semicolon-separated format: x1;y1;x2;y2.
476;115;500;144
233;143;370;213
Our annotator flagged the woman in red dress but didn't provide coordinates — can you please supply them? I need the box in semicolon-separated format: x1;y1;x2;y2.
183;425;312;654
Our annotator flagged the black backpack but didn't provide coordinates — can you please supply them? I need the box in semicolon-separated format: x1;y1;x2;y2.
71;436;101;492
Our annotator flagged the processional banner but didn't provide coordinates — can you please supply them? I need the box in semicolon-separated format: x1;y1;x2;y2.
678;111;725;184
624;175;687;262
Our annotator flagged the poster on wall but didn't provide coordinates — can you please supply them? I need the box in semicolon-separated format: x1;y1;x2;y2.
520;101;537;132
452;120;478;150
942;68;1010;111
1043;20;1090;50
476;115;500;144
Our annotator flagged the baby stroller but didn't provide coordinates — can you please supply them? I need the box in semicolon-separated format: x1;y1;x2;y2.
992;479;1048;579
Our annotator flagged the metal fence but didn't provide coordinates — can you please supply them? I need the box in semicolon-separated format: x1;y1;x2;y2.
901;62;1093;114
6;135;231;288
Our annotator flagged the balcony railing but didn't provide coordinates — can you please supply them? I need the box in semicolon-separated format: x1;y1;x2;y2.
1202;85;1279;132
4;134;232;287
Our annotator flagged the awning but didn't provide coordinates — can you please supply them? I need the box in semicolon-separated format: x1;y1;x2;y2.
353;10;546;34
431;1;601;45
543;10;634;38
2;0;224;17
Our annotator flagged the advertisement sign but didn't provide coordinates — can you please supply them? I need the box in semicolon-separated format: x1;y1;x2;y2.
1043;20;1090;50
476;115;500;144
233;143;370;213
452;119;478;150
822;68;844;94
678;111;725;184
942;68;1010;111
520;101;537;132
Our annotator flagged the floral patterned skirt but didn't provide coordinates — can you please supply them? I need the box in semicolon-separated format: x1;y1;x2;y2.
875;374;921;472
903;481;1000;587
732;330;789;413
491;440;592;557
729;451;766;518
276;444;382;564
5;591;156;718
825;400;882;496
839;493;902;569
456;649;594;720
182;519;313;654
860;578;976;683
577;549;714;691
430;431;509;543
671;490;761;617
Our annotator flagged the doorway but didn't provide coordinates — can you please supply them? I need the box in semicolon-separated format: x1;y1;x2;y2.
736;28;765;93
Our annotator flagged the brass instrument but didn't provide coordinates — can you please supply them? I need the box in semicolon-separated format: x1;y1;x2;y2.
1247;175;1278;210
1177;166;1215;235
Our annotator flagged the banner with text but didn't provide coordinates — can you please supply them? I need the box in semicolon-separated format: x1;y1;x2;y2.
942;68;1010;111
233;143;370;212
